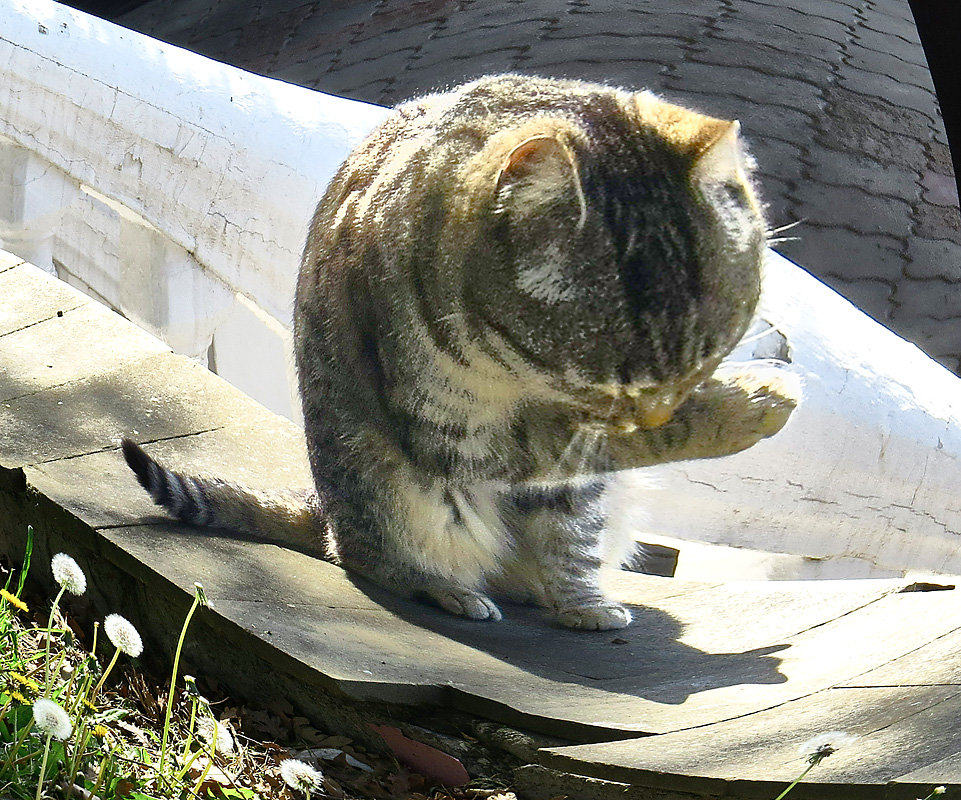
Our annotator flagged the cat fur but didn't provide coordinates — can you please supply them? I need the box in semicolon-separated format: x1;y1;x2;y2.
123;74;800;630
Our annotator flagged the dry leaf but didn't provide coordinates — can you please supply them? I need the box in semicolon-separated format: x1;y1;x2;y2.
187;756;236;787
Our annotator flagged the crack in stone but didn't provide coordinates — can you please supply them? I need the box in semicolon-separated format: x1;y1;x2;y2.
0;300;85;342
28;426;227;467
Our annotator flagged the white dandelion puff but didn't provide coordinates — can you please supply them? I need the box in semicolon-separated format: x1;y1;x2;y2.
51;553;86;596
104;614;143;657
280;758;324;795
32;698;73;741
797;731;858;764
197;717;235;754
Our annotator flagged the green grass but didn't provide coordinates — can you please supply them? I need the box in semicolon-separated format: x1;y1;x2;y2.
0;527;311;799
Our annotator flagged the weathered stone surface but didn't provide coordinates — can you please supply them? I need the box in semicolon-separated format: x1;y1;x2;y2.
14;0;961;389
0;262;88;335
544;683;961;797
0;294;169;402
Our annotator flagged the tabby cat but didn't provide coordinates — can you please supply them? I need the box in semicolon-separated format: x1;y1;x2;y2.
123;74;799;630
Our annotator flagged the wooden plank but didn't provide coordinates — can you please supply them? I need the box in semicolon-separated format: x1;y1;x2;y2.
23;443;960;741
24;425;311;530
840;620;961;688
894;749;961;787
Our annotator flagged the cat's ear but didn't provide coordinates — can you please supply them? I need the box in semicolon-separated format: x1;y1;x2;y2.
495;134;588;227
690;120;746;184
633;91;745;181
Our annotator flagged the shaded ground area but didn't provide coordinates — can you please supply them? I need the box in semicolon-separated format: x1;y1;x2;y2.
4;253;961;796
91;0;961;372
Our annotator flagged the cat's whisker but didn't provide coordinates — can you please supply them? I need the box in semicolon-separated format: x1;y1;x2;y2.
767;236;801;245
571;423;608;476
722;356;790;369
553;426;589;477
766;218;807;236
575;427;600;475
737;324;779;346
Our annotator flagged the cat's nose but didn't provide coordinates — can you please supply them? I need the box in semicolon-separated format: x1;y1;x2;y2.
610;392;678;433
636;395;678;429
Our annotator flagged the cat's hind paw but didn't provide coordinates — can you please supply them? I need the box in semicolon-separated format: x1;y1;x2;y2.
428;587;503;621
554;601;631;630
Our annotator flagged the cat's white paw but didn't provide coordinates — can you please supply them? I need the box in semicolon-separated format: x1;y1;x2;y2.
430;588;503;621
554;601;631;630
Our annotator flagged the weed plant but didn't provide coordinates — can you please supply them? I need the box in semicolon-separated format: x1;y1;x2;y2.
0;527;320;799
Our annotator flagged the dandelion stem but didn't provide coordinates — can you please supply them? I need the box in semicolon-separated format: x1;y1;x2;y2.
773;761;817;800
89;745;117;800
192;734;216;796
66;723;92;794
182;695;198;763
34;734;53;800
159;586;206;782
43;586;66;693
90;647;121;701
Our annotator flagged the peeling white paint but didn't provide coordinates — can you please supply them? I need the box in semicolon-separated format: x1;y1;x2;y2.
2;1;960;579
0;0;389;417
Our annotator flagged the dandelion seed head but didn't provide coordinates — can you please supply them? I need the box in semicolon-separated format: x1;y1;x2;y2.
797;731;857;764
104;614;143;657
197;717;235;754
51;553;86;596
32;698;73;740
280;758;323;795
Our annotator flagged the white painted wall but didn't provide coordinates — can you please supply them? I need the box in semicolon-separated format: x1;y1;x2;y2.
1;0;959;580
610;253;961;580
0;0;389;418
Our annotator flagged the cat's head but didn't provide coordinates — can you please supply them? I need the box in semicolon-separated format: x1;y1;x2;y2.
449;78;766;430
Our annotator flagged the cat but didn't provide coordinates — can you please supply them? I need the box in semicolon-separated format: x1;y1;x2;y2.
122;74;799;630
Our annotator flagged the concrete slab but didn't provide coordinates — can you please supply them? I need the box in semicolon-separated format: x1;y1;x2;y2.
0;294;168;401
6;257;961;794
0;261;88;335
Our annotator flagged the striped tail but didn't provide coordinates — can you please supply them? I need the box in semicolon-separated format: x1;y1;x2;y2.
121;439;331;560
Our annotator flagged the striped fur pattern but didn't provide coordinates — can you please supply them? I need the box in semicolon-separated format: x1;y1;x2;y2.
121;439;330;560
124;75;800;630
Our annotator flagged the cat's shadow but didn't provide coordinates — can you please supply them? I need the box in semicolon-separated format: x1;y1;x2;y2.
345;573;788;709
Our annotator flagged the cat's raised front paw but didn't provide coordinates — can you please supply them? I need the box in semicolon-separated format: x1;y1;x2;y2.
428;587;503;621
554;601;631;630
716;363;802;442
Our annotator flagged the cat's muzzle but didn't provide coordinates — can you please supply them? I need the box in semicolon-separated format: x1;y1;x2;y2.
610;393;680;434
